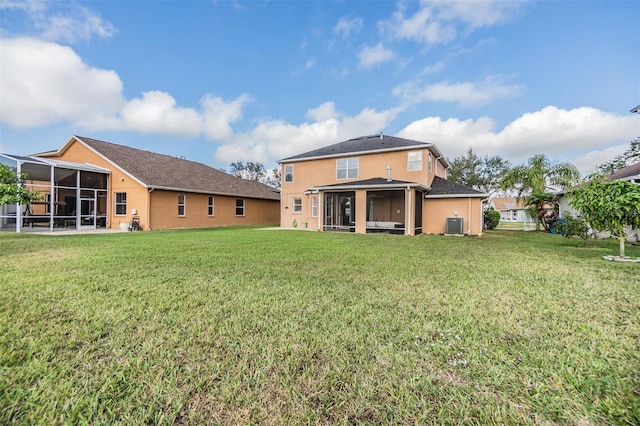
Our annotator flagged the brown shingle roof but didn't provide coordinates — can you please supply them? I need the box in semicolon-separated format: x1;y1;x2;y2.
76;136;280;201
491;197;525;211
608;161;640;181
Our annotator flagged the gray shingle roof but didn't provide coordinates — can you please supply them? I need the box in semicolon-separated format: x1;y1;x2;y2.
311;177;426;190
426;176;487;197
608;161;640;180
76;136;280;201
280;134;436;162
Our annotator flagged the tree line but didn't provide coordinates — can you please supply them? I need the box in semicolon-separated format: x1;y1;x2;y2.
447;137;640;257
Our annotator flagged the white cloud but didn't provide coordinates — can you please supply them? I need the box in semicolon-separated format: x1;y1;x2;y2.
1;1;115;43
0;37;124;128
397;106;639;174
394;75;525;106
306;102;340;122
292;58;315;76
570;144;630;175
0;37;252;140
378;0;525;45
202;94;252;140
334;17;363;38
214;103;401;164
118;91;204;138
420;60;446;75
357;43;394;70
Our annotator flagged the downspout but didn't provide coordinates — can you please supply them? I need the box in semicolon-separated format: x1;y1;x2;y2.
49;164;55;232
148;187;154;230
434;155;442;177
480;197;489;235
407;186;412;235
318;191;322;231
16;161;22;233
468;197;472;235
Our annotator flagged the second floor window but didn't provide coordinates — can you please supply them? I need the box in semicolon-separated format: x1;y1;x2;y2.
284;164;294;183
337;157;358;179
428;152;433;172
178;194;186;216
408;151;422;171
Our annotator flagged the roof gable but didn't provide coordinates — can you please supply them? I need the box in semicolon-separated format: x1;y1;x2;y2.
491;197;525;211
279;134;449;167
426;176;487;198
72;136;279;200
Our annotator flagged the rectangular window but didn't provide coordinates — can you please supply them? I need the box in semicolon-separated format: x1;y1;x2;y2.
178;194;186;216
428;152;433;172
284;164;294;183
336;157;359;180
408;151;422;171
293;198;302;213
208;196;215;216
115;192;127;215
311;197;318;217
235;199;245;216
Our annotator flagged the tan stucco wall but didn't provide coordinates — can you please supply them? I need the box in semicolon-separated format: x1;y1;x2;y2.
423;197;484;236
281;147;446;230
46;138;279;231
148;190;279;230
45;138;150;230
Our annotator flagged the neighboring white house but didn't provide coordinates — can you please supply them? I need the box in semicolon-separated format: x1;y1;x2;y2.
490;197;528;222
490;197;554;222
555;162;640;241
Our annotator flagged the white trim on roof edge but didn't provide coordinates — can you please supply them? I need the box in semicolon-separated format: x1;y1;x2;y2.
279;144;434;163
425;193;488;199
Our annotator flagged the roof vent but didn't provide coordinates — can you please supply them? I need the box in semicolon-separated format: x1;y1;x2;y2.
379;131;383;140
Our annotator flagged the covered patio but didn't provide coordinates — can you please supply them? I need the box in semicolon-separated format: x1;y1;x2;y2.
310;178;429;236
0;154;110;233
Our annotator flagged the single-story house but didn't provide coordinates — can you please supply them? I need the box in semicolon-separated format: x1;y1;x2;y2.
0;136;280;232
489;197;554;222
489;197;528;222
278;134;487;236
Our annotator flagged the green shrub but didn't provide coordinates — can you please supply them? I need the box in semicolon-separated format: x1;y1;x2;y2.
555;213;590;246
484;209;500;230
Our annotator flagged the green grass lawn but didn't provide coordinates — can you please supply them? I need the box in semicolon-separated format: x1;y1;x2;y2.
1;228;638;425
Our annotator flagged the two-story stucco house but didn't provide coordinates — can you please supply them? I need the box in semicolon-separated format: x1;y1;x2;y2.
278;134;486;236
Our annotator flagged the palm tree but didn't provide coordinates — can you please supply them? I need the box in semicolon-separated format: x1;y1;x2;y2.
500;154;581;230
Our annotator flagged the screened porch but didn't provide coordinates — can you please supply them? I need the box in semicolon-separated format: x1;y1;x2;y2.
315;179;427;236
0;154;110;233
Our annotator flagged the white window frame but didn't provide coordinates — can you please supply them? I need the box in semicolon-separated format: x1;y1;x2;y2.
115;192;127;216
336;157;359;180
428;152;433;172
407;151;422;171
311;197;318;217
284;164;294;183
293;198;302;213
178;194;186;216
208;196;215;216
235;199;245;216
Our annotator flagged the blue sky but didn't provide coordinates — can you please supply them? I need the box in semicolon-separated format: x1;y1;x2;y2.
1;0;638;175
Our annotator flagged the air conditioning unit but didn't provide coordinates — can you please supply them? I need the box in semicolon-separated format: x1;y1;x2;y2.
446;217;464;234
